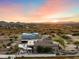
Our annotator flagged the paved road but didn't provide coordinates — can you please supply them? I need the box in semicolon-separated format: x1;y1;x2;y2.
0;54;56;59
16;54;56;57
1;54;79;59
0;55;16;59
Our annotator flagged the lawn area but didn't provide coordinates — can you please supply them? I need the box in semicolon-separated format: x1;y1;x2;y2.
15;56;79;59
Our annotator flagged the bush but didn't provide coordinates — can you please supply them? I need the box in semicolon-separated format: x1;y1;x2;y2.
36;46;52;53
44;47;52;53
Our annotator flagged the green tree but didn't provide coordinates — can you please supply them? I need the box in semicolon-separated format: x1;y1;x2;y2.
36;46;52;53
36;46;44;53
44;47;52;53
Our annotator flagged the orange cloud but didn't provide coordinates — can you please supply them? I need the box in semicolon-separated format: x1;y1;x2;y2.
33;0;77;18
0;4;25;22
32;0;65;16
26;0;68;22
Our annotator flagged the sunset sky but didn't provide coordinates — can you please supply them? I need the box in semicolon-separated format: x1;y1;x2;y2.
0;0;79;23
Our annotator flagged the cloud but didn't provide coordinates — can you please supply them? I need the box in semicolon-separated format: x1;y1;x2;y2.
27;0;71;22
0;4;25;22
0;0;79;22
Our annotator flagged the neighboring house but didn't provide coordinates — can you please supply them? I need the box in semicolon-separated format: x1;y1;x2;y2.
65;44;76;51
0;36;9;43
66;34;79;42
71;36;79;42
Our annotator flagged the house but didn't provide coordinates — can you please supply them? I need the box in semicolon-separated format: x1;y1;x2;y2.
66;34;79;42
18;33;41;54
65;44;76;51
18;33;62;54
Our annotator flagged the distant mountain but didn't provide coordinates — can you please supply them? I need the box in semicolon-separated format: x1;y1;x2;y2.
0;20;79;29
